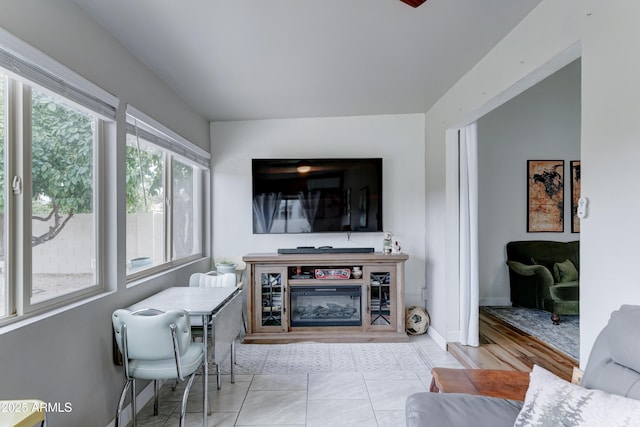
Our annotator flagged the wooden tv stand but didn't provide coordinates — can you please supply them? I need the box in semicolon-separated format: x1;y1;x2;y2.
243;252;409;344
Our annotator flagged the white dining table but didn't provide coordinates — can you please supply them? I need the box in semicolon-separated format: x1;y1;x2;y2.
127;286;241;426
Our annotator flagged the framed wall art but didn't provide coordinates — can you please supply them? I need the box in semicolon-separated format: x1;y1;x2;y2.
527;160;564;232
570;160;581;233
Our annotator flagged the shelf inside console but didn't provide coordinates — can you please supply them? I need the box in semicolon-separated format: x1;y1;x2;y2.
288;265;364;280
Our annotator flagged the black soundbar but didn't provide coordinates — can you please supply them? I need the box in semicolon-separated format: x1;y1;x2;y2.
278;247;375;254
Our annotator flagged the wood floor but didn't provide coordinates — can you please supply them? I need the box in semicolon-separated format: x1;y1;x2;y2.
448;308;578;382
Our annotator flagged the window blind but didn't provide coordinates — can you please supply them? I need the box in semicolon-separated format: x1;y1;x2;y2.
126;106;210;168
0;28;117;120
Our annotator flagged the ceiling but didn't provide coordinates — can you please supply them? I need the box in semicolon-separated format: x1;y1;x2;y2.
71;0;542;122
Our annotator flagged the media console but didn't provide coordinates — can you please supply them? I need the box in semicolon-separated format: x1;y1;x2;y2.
242;252;409;343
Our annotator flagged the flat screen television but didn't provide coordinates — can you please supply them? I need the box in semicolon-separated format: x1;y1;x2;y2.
252;158;383;234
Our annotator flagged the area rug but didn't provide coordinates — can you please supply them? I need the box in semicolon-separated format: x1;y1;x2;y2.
482;306;579;360
219;342;433;374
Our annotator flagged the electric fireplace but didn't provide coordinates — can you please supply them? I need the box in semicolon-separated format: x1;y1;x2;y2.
290;285;362;327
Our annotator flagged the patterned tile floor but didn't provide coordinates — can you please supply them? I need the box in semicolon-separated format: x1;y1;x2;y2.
129;334;462;426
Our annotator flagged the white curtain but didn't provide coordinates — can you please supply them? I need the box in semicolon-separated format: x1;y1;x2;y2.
298;191;321;229
253;192;282;233
459;122;479;346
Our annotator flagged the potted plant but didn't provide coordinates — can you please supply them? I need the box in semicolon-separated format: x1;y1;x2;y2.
215;259;237;274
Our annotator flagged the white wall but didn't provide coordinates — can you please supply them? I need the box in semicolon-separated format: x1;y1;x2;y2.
210;114;427;307
579;0;640;362
477;60;581;306
426;0;640;364
0;1;210;426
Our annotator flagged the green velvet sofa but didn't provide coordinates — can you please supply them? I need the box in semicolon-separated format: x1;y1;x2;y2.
505;240;579;316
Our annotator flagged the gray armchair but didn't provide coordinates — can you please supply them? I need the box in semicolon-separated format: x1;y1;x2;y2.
406;305;640;427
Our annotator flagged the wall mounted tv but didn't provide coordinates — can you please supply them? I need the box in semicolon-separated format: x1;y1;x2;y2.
252;158;383;234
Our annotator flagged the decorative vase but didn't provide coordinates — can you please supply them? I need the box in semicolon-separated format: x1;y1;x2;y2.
351;266;362;279
216;262;237;274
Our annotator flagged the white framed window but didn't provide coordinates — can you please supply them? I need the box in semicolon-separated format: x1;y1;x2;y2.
0;30;116;321
0;72;112;318
125;108;208;280
1;70;7;318
28;86;101;307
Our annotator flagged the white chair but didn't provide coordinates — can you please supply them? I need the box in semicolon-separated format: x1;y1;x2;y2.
189;271;237;288
189;271;244;331
112;308;206;427
189;271;243;390
213;257;247;334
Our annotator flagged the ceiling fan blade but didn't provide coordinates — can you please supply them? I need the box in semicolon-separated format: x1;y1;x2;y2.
400;0;427;7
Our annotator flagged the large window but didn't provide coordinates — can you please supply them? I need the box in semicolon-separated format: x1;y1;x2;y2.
0;34;208;323
1;71;6;318
30;88;98;304
125;112;206;278
1;71;106;318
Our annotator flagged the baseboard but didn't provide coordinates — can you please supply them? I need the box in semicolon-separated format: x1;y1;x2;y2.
427;327;447;350
446;329;461;343
105;380;159;427
480;298;511;307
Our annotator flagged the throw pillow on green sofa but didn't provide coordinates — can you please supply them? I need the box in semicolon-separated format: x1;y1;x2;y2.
553;259;579;283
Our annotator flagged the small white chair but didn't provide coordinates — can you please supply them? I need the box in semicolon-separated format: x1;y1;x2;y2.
112;308;205;427
189;271;237;288
189;272;244;331
213;257;247;334
189;271;243;389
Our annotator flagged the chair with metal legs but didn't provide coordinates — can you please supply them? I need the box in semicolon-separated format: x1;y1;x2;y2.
188;271;242;391
190;269;247;332
214;256;248;333
112;308;206;427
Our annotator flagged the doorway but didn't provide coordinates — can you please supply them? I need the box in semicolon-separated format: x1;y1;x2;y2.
474;59;581;353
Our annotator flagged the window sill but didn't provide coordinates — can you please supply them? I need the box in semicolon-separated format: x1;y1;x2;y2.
0;289;116;335
126;256;208;288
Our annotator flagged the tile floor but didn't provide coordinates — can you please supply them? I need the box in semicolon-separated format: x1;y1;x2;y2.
133;334;462;426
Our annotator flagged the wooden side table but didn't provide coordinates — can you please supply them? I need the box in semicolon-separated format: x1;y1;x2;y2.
430;368;530;401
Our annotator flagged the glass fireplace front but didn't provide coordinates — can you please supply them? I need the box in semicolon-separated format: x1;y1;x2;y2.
290;285;361;327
